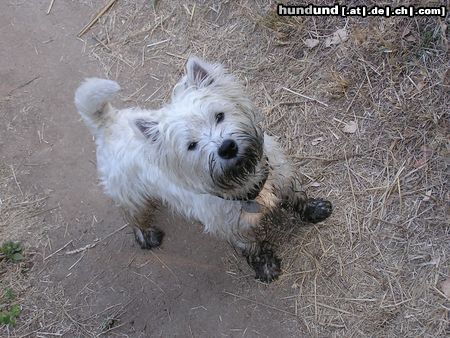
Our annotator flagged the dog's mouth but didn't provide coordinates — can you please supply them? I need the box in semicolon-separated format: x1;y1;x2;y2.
207;130;267;201
233;164;269;200
213;156;269;201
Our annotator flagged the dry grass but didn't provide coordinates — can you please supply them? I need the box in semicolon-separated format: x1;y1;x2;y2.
0;164;50;335
0;164;49;244
0;163;130;336
79;0;449;335
4;0;444;336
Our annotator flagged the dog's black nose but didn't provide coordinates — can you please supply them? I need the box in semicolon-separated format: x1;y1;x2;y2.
218;139;238;159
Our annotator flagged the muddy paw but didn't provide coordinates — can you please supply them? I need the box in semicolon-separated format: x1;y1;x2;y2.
247;243;281;283
133;227;164;249
303;198;332;223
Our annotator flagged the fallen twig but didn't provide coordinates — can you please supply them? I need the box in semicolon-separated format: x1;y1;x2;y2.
44;240;73;261
66;240;99;255
282;87;329;107
78;0;118;37
10;165;23;197
65;223;128;255
46;0;55;14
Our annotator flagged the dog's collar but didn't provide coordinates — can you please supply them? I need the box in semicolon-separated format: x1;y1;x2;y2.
241;200;263;213
237;169;267;214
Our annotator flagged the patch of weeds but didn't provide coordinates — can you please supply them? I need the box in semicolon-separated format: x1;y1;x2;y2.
0;241;23;262
412;23;441;61
420;29;437;49
258;9;298;40
3;288;15;301
0;289;20;327
100;316;119;332
0;304;21;326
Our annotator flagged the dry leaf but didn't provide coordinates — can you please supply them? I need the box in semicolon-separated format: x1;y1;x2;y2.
342;121;357;133
311;137;324;145
416;79;426;91
305;39;319;48
325;28;348;47
440;277;450;298
422;190;432;201
309;181;321;187
444;68;450;86
401;27;411;37
402;27;416;42
420;256;440;266
414;145;433;168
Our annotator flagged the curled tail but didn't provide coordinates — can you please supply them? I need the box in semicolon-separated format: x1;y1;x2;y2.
74;78;120;133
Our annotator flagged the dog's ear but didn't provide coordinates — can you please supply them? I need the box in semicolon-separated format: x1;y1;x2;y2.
132;118;160;142
186;57;215;88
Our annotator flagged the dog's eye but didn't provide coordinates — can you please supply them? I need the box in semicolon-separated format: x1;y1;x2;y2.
215;112;225;123
187;141;198;151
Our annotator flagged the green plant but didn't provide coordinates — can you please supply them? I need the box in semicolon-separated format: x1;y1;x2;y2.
0;241;23;262
3;288;15;301
0;304;21;326
420;29;436;48
100;316;118;331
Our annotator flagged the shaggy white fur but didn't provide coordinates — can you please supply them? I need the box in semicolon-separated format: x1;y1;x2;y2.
75;57;331;282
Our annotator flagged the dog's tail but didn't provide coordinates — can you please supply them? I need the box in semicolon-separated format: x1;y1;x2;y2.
74;78;120;133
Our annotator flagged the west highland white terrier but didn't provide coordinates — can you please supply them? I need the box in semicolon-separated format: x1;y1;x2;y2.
74;57;332;282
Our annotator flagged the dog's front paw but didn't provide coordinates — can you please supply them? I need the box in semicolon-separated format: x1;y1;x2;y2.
247;242;281;283
303;198;332;223
133;227;164;249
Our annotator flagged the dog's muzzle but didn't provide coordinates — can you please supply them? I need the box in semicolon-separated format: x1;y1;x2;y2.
237;160;269;200
216;156;269;202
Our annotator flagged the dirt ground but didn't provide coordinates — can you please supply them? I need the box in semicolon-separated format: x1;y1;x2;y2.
1;0;449;337
1;1;302;336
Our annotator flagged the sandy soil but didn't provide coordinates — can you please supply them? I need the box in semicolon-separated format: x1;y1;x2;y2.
1;1;300;336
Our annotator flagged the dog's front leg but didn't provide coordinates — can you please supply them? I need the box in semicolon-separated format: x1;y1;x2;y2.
122;202;164;249
230;227;281;283
285;178;333;224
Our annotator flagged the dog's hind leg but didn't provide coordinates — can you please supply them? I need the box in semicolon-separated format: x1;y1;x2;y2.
230;229;281;283
123;201;164;250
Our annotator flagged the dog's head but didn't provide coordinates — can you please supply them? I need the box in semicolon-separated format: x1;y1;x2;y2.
132;56;267;200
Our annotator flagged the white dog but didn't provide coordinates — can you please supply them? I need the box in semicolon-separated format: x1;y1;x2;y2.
75;57;332;282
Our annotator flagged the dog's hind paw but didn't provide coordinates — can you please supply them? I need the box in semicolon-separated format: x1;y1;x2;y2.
133;227;164;249
303;198;332;223
247;242;281;283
